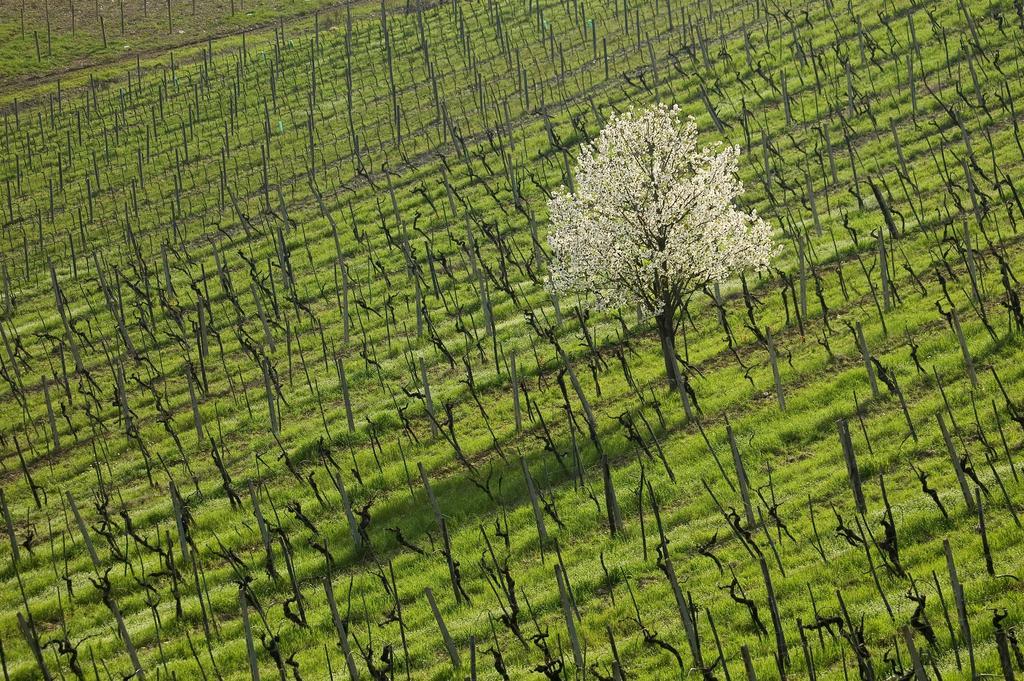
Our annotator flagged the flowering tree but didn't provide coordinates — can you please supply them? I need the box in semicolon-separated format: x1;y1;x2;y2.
548;104;776;390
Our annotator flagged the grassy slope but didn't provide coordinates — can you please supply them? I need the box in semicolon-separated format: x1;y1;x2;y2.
1;0;1023;678
0;0;391;84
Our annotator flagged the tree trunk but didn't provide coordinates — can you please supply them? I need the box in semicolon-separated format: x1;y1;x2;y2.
656;311;679;390
658;309;694;419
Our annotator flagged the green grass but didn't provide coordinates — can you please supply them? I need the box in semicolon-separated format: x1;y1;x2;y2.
0;0;391;83
1;0;1024;677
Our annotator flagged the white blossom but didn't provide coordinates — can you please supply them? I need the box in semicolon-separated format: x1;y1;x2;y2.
547;104;777;318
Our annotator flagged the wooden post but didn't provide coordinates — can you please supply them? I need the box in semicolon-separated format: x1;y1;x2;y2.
418;462;443;532
797;618;817;681
902;626;927;681
943;539;977;679
855;322;879;398
556;565;584;671
262;357;278;435
975;489;994;576
42;376;59;451
17;612;52;681
425;588;460;669
338;353;355;433
726;417;756;528
440;518;462;604
1;490;19;566
421;358;438;436
741;645;758;680
995;627;1017;681
937;413;976;513
767;328;785;410
837;419;866;514
760;556;789;675
67;491;100;567
950;308;978;388
187;369;202;442
663;554;704;673
511;351;522;433
521;457;549;547
248;482;276;578
333;470;362;548
240;588;261;681
931;571;962;671
877;229;890;312
323;576;360;680
170;481;192;564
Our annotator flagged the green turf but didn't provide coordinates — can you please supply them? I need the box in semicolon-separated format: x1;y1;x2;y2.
1;0;1023;678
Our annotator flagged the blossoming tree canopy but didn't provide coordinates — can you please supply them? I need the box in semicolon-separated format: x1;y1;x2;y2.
547;103;777;388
